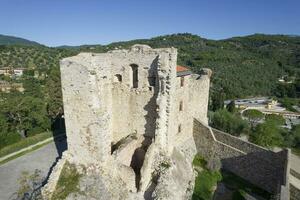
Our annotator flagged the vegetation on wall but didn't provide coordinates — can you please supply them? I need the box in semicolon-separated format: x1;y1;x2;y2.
51;161;82;200
192;154;222;200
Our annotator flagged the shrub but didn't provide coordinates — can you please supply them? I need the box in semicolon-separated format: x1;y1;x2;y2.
193;154;207;168
192;170;222;200
243;109;264;128
0;132;21;149
250;121;284;148
265;114;285;125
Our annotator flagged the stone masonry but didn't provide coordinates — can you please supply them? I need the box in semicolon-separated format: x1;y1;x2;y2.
42;44;291;200
42;45;211;200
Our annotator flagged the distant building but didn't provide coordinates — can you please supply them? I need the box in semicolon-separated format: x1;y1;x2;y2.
0;67;11;76
0;81;24;93
13;68;24;76
266;99;278;109
225;97;300;120
0;67;25;77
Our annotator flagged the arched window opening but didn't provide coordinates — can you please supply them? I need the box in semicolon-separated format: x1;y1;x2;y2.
130;64;138;88
114;74;122;82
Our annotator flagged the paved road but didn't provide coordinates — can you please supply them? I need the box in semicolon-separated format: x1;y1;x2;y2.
0;138;67;200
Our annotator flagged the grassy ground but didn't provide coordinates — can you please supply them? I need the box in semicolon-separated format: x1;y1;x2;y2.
0;140;53;165
51;161;82;200
0;132;52;158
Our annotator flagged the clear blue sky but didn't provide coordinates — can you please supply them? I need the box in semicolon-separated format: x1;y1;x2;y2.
0;0;299;46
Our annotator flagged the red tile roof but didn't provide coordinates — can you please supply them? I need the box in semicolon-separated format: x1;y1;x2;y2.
176;65;189;72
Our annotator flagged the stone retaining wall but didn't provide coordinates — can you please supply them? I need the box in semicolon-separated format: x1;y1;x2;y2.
290;184;300;200
213;128;269;154
193;119;290;199
291;169;300;180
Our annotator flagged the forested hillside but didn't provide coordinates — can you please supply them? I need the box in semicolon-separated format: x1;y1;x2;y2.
0;34;40;46
0;33;299;148
1;33;300;98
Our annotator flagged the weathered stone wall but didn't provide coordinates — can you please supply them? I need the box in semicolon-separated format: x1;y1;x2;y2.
60;53;112;165
50;45;212;199
109;49;160;143
193;119;290;198
290;184;300;200
213;128;268;154
171;71;211;151
60;45;178;166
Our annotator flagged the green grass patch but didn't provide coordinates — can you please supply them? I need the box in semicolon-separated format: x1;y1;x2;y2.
192;154;207;169
192;169;222;200
51;161;82;200
0;132;52;158
192;154;222;200
0;140;52;165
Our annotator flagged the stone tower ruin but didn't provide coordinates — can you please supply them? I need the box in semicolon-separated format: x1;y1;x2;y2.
43;45;211;200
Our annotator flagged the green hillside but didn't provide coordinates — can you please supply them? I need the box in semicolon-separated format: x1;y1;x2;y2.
1;33;300;99
0;34;41;46
0;33;300;149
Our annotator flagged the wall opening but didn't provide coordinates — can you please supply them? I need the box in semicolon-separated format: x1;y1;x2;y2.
180;77;184;87
114;74;122;82
130;64;139;88
179;101;183;111
178;124;182;133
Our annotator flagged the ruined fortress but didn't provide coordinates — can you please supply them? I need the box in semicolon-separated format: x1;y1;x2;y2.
43;45;291;200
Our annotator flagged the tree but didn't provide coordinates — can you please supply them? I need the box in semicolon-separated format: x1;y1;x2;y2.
23;77;43;98
243;109;264;128
226;100;236;113
211;109;249;136
250;121;284;148
0;94;50;137
45;66;63;120
265;114;285;125
290;125;300;148
211;91;225;111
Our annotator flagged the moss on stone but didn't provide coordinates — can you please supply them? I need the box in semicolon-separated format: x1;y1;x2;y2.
51;161;81;200
192;154;207;169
